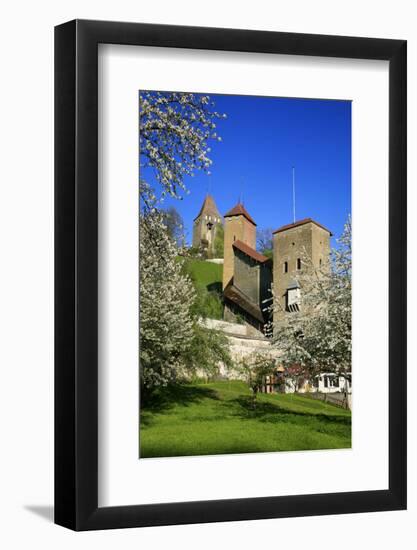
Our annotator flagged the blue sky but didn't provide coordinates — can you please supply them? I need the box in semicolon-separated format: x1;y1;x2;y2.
142;93;351;247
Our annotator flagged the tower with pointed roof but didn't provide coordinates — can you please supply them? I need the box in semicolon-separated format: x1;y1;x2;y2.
222;203;257;290
272;218;332;323
192;194;222;256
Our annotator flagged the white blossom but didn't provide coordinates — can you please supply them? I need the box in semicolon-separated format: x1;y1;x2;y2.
139;91;225;201
139;182;196;389
269;216;352;379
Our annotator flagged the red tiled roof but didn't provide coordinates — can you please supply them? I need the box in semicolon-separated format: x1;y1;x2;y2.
193;194;221;221
273;218;332;236
224;203;257;225
232;240;271;264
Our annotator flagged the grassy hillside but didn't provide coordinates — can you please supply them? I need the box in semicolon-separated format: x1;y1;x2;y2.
140;380;351;458
181;258;223;290
180;258;224;319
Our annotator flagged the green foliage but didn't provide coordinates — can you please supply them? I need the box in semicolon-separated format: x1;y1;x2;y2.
184;323;232;378
213;224;224;258
234;312;246;325
262;248;273;259
185;246;203;258
140;380;352;458
237;352;276;407
191;286;223;319
180;258;224;320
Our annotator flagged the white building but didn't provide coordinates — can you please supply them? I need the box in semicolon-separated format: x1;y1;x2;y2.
316;373;351;394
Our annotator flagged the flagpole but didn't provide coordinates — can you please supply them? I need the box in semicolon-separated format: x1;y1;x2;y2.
292;166;296;223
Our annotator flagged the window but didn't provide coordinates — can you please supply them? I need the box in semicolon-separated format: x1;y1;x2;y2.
233;235;236;242
283;261;288;273
297;258;301;270
287;287;301;312
319;258;322;267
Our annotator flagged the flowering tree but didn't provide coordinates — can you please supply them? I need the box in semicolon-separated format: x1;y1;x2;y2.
139;190;196;390
139;91;225;202
139;92;229;392
183;322;232;379
271;217;352;381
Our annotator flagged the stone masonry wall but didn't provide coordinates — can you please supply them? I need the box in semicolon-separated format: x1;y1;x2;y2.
200;318;280;379
273;221;330;323
222;215;256;289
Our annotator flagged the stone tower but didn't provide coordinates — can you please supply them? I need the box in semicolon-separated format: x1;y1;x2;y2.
222;203;257;290
273;218;331;323
192;194;222;256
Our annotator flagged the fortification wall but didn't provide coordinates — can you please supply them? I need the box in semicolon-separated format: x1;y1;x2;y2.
199;318;280;379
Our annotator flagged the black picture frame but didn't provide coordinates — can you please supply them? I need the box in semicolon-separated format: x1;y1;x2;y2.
55;19;407;531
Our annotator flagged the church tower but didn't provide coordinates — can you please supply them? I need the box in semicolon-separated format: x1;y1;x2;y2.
192;194;222;256
222;203;257;290
273;218;332;323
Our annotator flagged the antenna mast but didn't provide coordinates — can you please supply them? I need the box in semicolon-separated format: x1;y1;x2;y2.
292;166;296;223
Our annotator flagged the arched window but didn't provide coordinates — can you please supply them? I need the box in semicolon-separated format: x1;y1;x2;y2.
297;258;301;270
283;261;288;273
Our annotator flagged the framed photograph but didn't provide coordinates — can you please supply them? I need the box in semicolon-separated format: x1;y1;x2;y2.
55;20;406;530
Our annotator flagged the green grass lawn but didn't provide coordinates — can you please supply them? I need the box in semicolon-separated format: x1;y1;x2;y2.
181;257;223;289
140;380;351;458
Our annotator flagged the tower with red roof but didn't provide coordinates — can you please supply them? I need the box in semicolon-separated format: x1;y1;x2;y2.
222;202;272;333
222;202;257;290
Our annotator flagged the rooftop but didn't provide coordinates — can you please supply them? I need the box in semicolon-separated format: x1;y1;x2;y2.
194;194;221;221
233;240;271;264
273;218;332;236
224;203;257;226
223;283;265;323
287;279;300;290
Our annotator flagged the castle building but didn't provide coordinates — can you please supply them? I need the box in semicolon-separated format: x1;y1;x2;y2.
222;203;257;290
192;194;222;256
191;197;332;337
272;218;332;324
222;203;272;333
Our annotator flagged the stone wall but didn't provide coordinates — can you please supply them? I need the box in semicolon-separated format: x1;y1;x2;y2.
273;221;330;322
192;215;222;254
223;215;256;289
234;249;260;304
200;318;280;379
